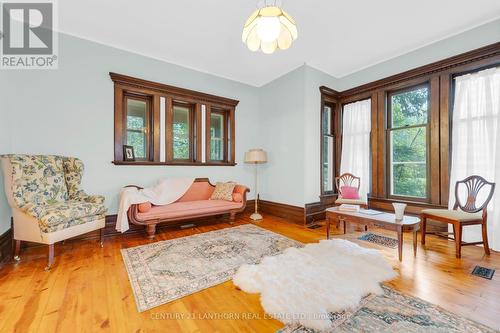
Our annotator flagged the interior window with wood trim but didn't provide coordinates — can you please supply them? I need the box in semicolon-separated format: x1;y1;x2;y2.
170;101;195;162
387;84;430;200
321;101;336;194
124;94;153;161
111;73;238;166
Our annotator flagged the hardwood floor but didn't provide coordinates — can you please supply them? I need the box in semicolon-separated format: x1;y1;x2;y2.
0;213;499;332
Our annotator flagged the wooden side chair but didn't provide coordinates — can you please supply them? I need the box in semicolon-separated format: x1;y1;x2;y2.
335;173;368;208
421;175;495;258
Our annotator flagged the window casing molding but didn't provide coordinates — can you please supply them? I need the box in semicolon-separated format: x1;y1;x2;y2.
111;73;238;166
319;87;341;199
386;83;431;202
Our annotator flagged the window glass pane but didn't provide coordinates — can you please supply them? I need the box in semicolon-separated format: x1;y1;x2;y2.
127;131;146;159
390;127;427;197
392;163;427;198
322;106;332;134
126;98;148;159
127;99;147;130
210;113;224;161
391;87;428;128
173;105;190;160
322;135;334;192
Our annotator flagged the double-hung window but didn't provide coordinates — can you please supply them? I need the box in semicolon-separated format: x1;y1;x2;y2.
387;85;429;199
209;109;228;162
172;102;194;161
321;102;335;194
124;94;152;160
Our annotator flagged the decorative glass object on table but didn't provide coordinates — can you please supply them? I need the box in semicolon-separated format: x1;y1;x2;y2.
392;202;407;220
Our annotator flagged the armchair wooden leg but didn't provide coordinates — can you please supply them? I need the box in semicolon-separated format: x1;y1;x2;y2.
454;224;462;259
100;228;105;248
421;216;426;245
13;239;21;262
146;224;157;239
45;244;54;271
482;220;491;256
229;212;236;225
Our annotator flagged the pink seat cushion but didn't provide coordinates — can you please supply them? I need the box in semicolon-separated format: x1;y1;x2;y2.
340;186;360;199
137;200;243;220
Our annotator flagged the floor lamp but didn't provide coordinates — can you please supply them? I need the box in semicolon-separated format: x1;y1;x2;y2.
245;149;268;221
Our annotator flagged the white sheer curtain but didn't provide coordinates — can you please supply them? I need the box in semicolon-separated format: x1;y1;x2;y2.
340;99;371;198
450;67;500;251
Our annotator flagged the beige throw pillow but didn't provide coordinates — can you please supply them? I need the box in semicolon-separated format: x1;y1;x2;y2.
210;182;236;201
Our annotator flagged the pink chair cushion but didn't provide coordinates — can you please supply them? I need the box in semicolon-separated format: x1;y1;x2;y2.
137;200;243;220
340;186;360;199
138;202;152;213
232;193;243;203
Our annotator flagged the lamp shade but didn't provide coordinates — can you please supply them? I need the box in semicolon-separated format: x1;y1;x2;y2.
244;149;268;164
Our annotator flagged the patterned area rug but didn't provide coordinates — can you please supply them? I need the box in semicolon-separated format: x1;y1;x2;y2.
121;224;302;312
358;233;398;248
277;286;496;333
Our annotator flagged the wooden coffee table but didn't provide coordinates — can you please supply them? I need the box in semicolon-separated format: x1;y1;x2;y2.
326;207;420;261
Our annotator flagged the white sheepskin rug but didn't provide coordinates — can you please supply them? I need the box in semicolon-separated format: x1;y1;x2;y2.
233;239;397;331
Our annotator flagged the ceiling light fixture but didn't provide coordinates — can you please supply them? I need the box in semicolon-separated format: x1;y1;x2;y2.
242;0;298;54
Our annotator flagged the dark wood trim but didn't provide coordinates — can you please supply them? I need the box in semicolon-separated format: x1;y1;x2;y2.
340;42;500;98
112;161;237;166
256;200;305;225
439;73;451;205
110;72;240;107
165;96;174;161
0;225;13;268
319;88;341;196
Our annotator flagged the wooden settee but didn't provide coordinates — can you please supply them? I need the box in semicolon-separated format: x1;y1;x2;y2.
127;178;249;238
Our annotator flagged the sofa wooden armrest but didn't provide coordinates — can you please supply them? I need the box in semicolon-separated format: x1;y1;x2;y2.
127;178;250;238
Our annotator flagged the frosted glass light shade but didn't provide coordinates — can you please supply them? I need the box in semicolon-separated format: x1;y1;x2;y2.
244;149;268;164
242;6;298;54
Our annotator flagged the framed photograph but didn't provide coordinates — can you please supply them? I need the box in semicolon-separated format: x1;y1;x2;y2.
123;145;135;161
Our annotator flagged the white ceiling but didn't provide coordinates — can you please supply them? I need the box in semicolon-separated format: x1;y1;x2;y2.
59;0;500;87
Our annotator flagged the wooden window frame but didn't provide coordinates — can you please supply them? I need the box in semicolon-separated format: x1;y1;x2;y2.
319;88;341;199
386;83;431;202
122;93;153;161
168;100;196;163
321;101;336;195
111;73;239;166
207;107;230;163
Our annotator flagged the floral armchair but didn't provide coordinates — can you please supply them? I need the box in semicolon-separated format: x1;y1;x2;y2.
0;155;107;270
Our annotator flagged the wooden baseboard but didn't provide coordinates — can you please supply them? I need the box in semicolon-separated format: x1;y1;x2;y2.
0;227;13;268
249;199;304;224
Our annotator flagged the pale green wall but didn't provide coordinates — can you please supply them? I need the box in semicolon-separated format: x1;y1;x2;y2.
0;78;12;233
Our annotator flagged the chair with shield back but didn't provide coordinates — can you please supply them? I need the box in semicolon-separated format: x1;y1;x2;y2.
421;175;495;258
335;173;368;208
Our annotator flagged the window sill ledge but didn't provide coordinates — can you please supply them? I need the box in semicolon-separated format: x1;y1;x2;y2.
368;196;447;210
112;161;237;166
